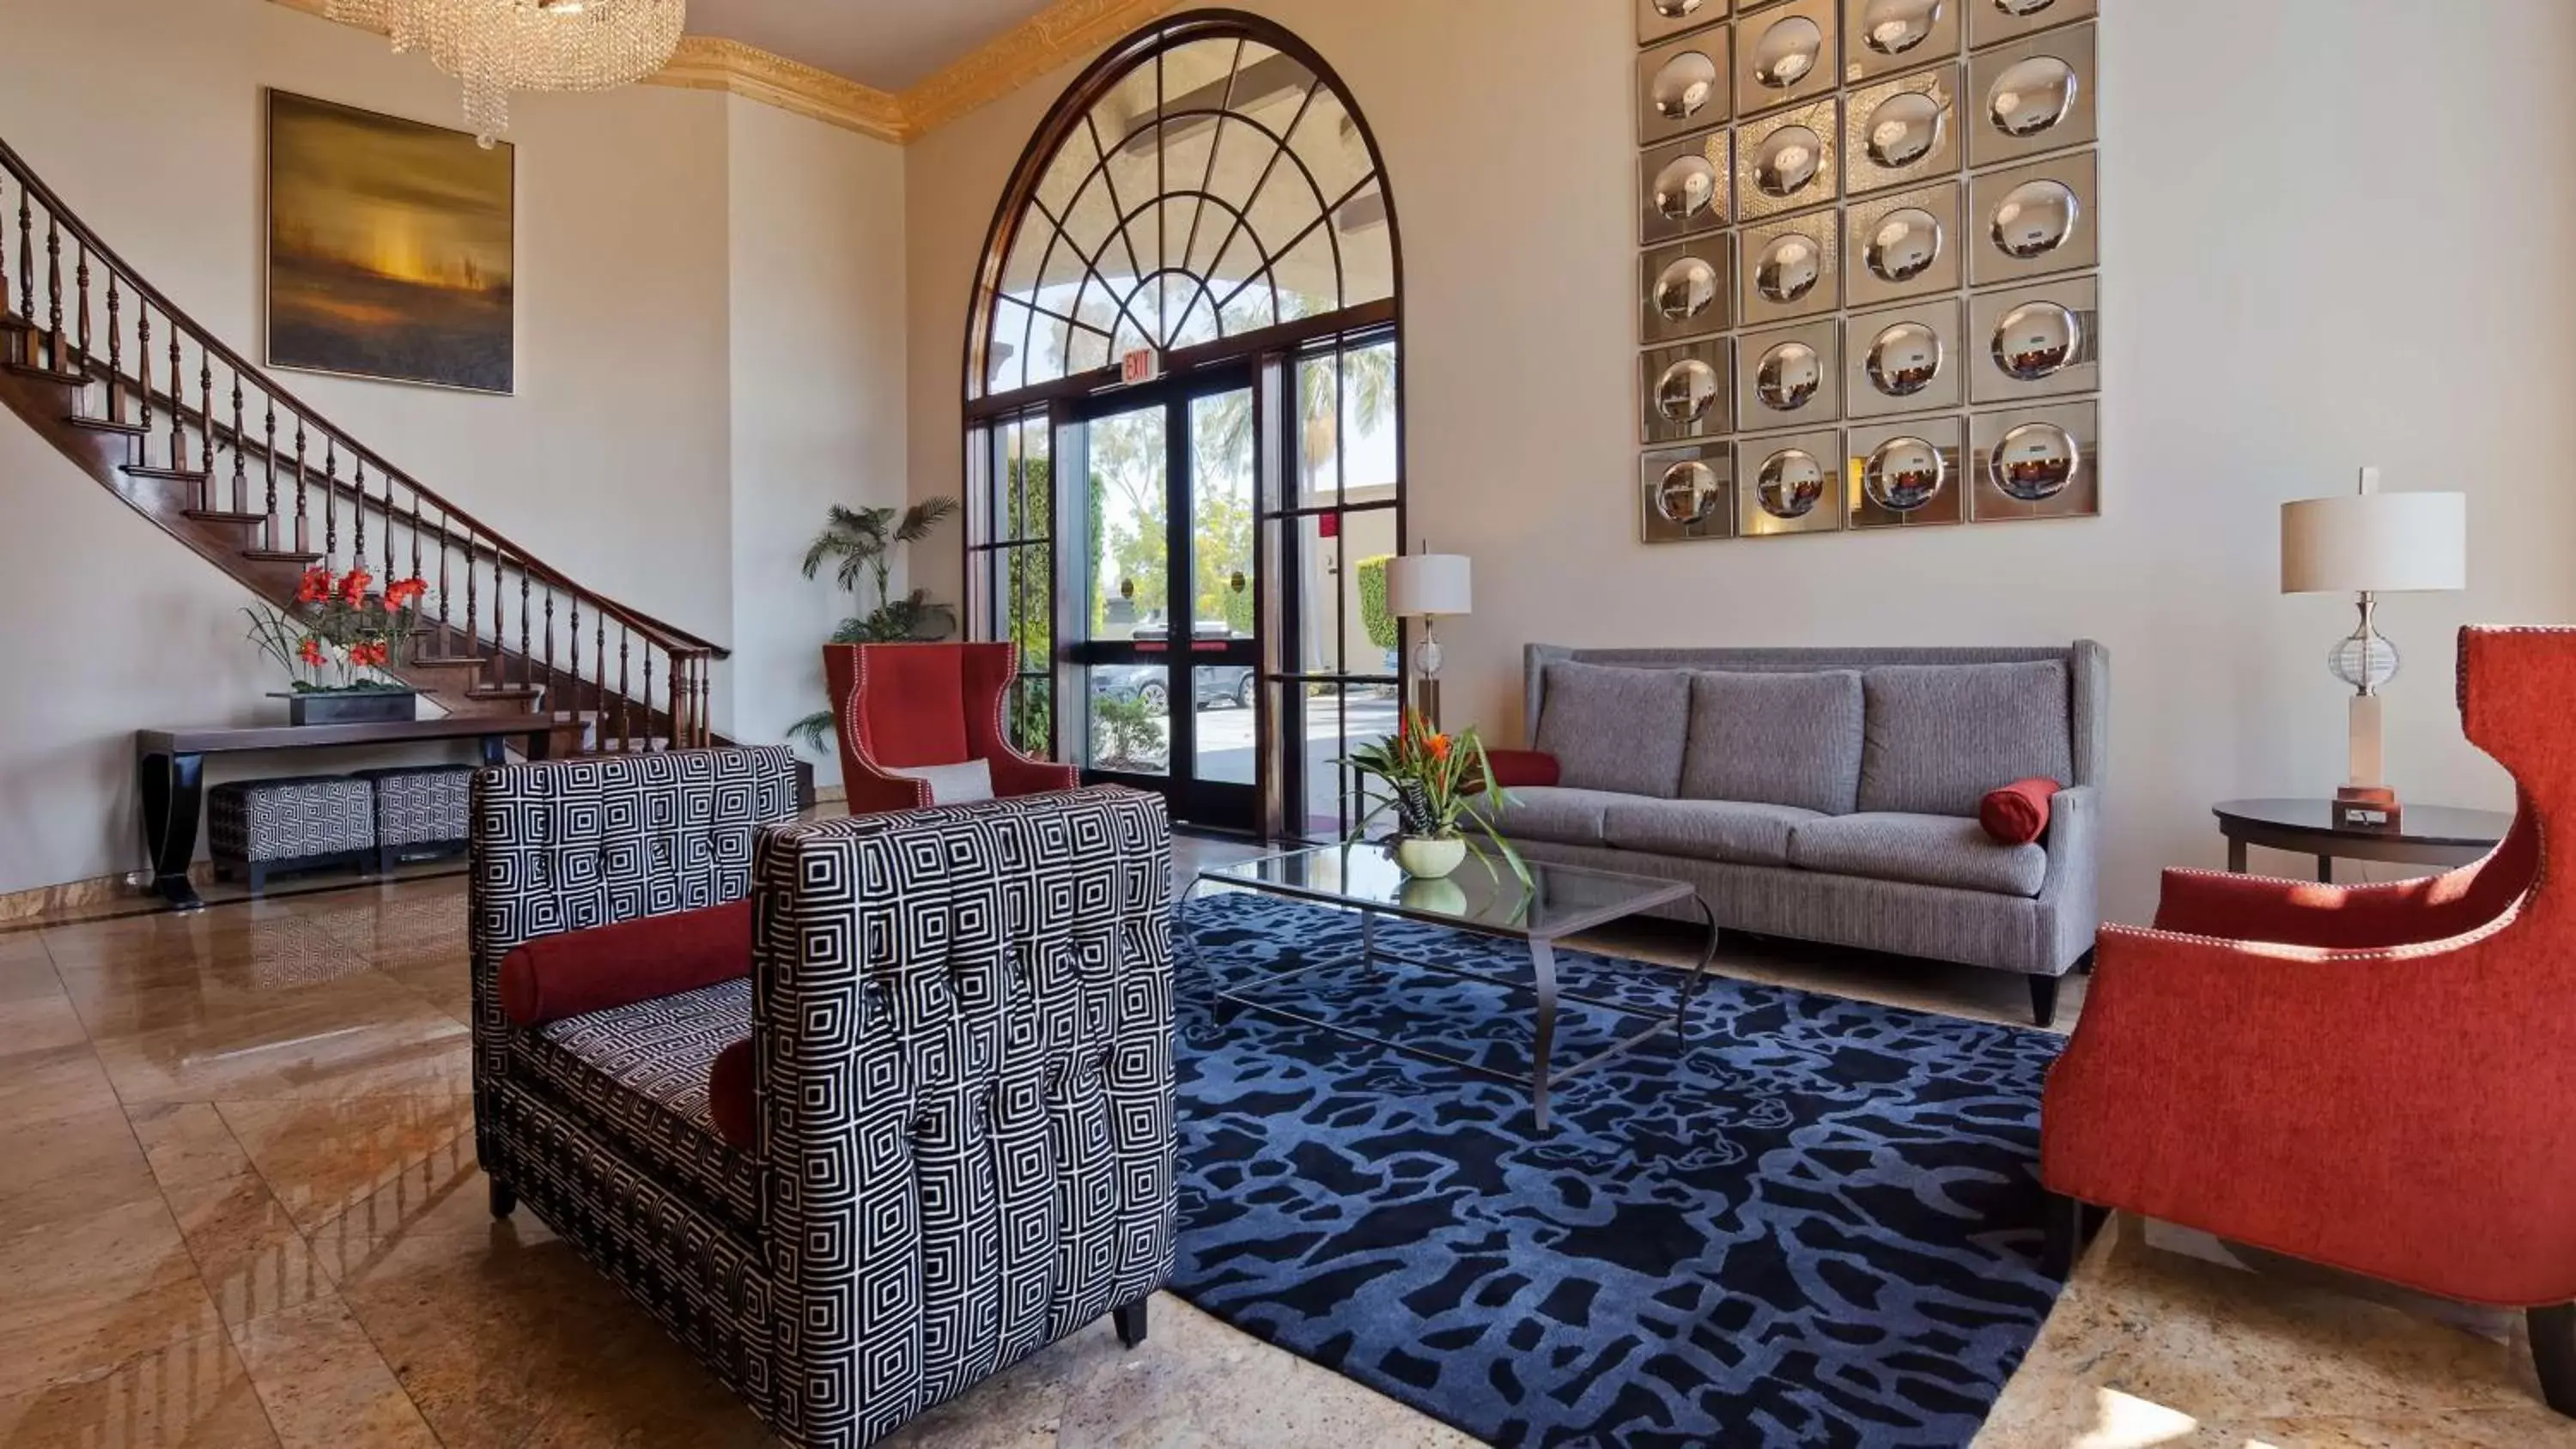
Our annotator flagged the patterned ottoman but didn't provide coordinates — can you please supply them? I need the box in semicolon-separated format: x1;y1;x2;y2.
207;776;376;894
355;764;475;873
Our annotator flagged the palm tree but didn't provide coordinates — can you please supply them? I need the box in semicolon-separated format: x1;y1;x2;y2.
787;498;960;754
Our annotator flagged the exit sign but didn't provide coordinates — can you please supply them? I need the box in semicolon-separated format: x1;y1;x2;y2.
1121;349;1163;385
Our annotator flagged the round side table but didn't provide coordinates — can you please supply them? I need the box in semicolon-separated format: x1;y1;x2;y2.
2212;798;2512;882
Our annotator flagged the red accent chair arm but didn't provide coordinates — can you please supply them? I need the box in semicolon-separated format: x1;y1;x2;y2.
2154;803;2530;950
2044;916;2576;1306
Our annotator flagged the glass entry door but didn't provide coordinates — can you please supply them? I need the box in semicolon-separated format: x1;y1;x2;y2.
1067;373;1259;832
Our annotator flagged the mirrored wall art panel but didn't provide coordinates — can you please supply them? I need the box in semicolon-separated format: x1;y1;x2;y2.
1971;273;2098;403
1844;64;1960;197
1971;401;2098;521
1848;416;1965;529
1737;318;1842;427
1845;297;1960;419
1843;0;1959;83
1641;130;1733;245
1643;238;1735;344
1642;444;1738;543
1969;0;2095;52
1739;428;1847;537
1970;150;2095;286
1846;179;1959;308
1736;0;1839;118
1969;21;2095;167
1641;30;1735;146
1740;210;1841;327
1642;339;1735;444
1736;100;1841;221
1640;0;1731;47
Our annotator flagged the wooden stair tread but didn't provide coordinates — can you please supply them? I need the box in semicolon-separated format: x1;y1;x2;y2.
64;414;147;436
182;507;265;524
240;548;322;564
410;653;487;668
126;464;210;482
465;684;544;699
6;360;85;383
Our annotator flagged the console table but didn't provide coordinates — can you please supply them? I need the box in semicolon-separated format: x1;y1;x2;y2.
137;717;567;912
2213;797;2512;883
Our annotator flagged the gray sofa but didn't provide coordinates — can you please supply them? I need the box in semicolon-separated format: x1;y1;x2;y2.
1506;643;2105;1026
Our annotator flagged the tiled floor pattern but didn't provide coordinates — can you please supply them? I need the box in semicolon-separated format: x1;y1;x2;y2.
0;840;2566;1448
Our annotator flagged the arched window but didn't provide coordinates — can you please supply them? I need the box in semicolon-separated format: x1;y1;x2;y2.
963;14;1400;840
966;15;1396;400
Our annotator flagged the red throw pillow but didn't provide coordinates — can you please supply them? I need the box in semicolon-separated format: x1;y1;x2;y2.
1980;778;2061;846
498;899;752;1027
708;1038;756;1149
1484;749;1563;791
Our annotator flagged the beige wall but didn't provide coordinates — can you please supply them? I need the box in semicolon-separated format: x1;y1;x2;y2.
726;96;910;783
902;0;2576;923
0;0;906;892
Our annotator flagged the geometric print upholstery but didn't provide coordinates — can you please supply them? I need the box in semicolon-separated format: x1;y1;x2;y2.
355;763;474;850
469;748;1177;1449
513;978;762;1228
748;786;1176;1449
209;775;376;864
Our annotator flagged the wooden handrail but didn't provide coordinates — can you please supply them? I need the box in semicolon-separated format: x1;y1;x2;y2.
0;135;728;660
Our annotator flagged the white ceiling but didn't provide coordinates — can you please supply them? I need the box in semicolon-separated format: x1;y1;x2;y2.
683;0;1063;92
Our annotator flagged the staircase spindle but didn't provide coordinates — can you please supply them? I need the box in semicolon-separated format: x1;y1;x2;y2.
197;346;212;490
0;179;12;332
435;512;453;640
492;548;504;672
289;415;307;554
15;189;33;324
567;591;582;708
321;440;337;567
666;654;683;753
166;323;182;470
104;275;120;421
261;396;278;548
642;650;656;752
379;462;395;585
542;591;556;706
229;373;246;513
518;571;532;691
352;458;368;572
617;626;632;753
135;309;150;429
43;211;63;367
409;492;422;585
464;528;478;664
72;244;88;367
589;603;605;753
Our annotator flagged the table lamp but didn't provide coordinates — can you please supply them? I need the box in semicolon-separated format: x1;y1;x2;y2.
2280;468;2467;831
1386;552;1471;725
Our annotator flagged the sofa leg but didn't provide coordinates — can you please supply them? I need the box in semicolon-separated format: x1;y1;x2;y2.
2041;1190;2090;1277
1112;1299;1149;1349
2532;1306;2576;1415
489;1179;516;1220
2028;974;2062;1029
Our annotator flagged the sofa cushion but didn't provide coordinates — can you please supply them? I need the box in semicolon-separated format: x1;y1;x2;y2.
1534;663;1692;797
1787;812;2049;897
889;758;995;805
513;978;760;1227
1495;786;1627;847
1679;670;1864;815
1602;797;1819;866
1857;661;2075;816
498;898;751;1027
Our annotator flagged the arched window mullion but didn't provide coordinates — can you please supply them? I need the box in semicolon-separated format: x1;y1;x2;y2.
1024;191;1149;348
1211;169;1376;322
1187;77;1322;337
1083;112;1151;295
1175;38;1249;304
1083;191;1282;343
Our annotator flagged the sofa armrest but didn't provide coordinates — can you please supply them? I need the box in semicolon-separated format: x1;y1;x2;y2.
986;743;1081;798
2033;784;2099;973
841;757;934;814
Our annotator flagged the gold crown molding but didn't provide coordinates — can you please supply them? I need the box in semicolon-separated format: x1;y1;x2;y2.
902;0;1185;136
653;37;907;142
264;0;1187;144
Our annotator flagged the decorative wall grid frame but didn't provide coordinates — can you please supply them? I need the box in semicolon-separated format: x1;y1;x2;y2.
1634;0;2102;544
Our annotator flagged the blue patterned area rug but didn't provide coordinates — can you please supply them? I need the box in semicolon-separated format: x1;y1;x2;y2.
1170;890;2068;1449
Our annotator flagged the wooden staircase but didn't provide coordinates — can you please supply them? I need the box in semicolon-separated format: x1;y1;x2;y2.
0;136;721;756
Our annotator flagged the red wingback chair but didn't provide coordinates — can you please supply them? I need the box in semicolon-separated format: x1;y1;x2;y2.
823;643;1078;814
2042;626;2576;1412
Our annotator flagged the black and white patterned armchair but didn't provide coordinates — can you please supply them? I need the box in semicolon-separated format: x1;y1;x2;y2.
468;746;1178;1449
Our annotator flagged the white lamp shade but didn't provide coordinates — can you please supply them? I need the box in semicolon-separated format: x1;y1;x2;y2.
1387;554;1472;617
2281;492;2467;594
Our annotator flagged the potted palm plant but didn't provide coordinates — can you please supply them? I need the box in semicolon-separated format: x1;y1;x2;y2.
1345;711;1527;881
787;498;960;755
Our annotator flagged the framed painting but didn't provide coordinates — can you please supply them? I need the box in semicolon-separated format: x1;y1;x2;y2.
266;89;515;394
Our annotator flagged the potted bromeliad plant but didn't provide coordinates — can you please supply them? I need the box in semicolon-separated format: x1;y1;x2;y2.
1345;711;1528;882
243;565;432;725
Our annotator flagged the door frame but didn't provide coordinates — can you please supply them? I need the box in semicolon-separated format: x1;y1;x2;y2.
1054;361;1264;833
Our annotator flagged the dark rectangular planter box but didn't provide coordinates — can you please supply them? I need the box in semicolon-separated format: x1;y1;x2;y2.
288;690;419;726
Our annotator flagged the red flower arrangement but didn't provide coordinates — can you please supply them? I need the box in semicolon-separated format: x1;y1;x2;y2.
246;566;432;697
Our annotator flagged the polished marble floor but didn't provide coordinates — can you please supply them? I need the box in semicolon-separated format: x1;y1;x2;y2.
0;839;2565;1448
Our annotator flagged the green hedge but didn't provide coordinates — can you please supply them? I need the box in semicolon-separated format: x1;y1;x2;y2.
1355;555;1399;651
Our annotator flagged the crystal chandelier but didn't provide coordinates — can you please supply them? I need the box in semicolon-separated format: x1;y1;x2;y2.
328;0;687;146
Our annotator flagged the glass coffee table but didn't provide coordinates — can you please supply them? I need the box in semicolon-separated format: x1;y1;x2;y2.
1190;844;1719;1131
